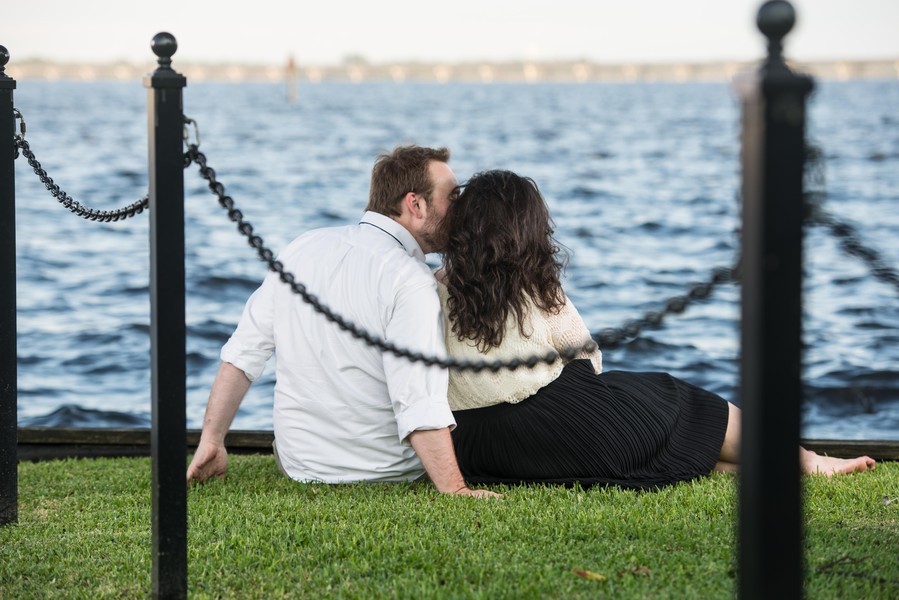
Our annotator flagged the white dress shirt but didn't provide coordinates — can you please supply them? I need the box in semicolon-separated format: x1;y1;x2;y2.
221;211;454;483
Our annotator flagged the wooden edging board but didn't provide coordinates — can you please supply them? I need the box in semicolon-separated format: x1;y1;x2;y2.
17;428;273;462
16;427;899;463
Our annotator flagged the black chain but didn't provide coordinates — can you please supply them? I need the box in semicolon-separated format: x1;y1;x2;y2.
804;143;899;294
593;263;740;349
184;144;599;373
14;136;149;222
10;103;743;360
14;106;890;363
808;205;899;292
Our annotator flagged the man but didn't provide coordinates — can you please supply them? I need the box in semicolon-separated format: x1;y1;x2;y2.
187;145;497;498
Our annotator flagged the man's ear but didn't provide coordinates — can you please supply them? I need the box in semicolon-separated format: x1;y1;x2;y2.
402;192;425;220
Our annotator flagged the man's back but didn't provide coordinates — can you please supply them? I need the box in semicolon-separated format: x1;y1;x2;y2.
221;211;452;483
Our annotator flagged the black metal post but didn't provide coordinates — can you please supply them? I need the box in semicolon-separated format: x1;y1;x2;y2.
738;2;813;598
0;46;18;527
144;33;188;600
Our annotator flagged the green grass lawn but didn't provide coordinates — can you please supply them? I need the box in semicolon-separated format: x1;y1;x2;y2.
2;455;897;599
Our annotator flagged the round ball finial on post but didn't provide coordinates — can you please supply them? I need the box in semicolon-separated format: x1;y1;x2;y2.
0;46;10;77
151;32;178;71
757;0;796;66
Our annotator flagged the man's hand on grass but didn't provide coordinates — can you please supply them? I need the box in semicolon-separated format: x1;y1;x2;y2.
187;438;229;483
450;486;503;499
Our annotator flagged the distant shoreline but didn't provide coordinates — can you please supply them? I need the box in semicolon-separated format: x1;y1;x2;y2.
6;58;898;83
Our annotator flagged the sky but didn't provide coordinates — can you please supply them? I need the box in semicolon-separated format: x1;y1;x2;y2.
5;0;899;66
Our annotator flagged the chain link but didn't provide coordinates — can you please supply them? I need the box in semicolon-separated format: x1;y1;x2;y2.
14;130;148;222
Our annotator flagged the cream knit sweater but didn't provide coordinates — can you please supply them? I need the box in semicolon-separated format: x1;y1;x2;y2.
437;282;603;410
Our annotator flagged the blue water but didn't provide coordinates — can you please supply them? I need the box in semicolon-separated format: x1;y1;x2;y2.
11;78;899;440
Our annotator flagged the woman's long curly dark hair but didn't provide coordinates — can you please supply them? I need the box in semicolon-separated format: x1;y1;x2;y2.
442;170;567;351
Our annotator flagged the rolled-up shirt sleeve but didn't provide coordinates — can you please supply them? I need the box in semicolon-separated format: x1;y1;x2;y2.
383;276;455;444
220;273;277;382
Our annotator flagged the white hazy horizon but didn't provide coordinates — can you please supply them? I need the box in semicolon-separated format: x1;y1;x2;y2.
6;0;899;67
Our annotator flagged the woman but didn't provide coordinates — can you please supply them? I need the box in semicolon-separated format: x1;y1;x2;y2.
437;170;875;489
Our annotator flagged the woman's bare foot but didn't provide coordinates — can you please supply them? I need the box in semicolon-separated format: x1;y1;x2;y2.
800;448;876;476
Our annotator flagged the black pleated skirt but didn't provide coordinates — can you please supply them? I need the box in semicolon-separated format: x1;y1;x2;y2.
451;359;730;489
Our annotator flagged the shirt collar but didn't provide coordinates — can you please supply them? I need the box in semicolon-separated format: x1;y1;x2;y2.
360;211;426;262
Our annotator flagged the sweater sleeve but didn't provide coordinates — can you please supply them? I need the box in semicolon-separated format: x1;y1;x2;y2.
549;295;603;374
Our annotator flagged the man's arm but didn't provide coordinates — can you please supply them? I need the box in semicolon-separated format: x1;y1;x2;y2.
186;361;253;483
408;428;501;498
